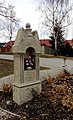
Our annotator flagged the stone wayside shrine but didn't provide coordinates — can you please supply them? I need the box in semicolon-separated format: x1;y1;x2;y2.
12;23;41;105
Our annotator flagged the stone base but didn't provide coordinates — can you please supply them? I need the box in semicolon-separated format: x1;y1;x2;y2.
13;81;41;105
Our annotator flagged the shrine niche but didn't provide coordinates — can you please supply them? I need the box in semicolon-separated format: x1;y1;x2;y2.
24;47;35;70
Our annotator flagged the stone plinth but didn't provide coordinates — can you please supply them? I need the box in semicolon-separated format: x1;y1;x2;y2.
13;81;41;104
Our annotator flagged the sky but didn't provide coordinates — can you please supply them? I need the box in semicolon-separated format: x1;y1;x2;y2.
7;0;42;39
7;0;40;29
0;0;42;42
0;0;73;42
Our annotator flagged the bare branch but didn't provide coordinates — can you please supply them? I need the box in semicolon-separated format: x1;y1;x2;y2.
59;6;73;24
0;2;21;40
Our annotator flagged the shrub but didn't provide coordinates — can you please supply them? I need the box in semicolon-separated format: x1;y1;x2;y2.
2;83;12;97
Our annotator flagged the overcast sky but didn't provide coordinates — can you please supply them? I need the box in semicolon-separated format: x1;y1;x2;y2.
7;0;41;32
0;0;43;42
0;0;73;42
6;0;73;40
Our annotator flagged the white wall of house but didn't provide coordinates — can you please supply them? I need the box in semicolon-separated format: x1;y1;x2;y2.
41;45;54;55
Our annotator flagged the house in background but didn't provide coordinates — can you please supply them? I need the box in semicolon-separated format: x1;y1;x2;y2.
65;40;73;49
1;39;54;54
40;39;73;55
0;43;6;53
3;40;15;53
0;39;73;54
40;39;54;55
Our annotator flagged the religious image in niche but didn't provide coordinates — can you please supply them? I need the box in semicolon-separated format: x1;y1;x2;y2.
24;55;35;70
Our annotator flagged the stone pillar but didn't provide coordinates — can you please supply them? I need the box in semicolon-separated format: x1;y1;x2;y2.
14;54;24;84
42;46;45;54
12;23;41;105
36;54;40;80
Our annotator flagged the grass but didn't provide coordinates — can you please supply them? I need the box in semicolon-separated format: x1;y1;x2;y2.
0;59;14;78
40;66;50;70
0;59;50;78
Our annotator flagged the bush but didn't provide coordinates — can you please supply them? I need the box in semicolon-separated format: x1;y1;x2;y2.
2;83;12;97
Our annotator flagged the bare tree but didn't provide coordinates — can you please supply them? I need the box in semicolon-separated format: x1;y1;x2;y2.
0;0;8;18
38;0;73;55
0;1;20;40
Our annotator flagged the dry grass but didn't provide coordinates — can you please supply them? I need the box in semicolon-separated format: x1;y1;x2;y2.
0;59;14;78
40;66;50;70
0;59;50;78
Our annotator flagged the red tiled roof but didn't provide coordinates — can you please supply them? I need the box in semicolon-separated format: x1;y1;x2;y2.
65;40;73;46
3;41;15;47
3;39;73;48
40;39;52;47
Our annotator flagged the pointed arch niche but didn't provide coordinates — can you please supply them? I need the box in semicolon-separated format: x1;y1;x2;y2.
24;47;35;70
